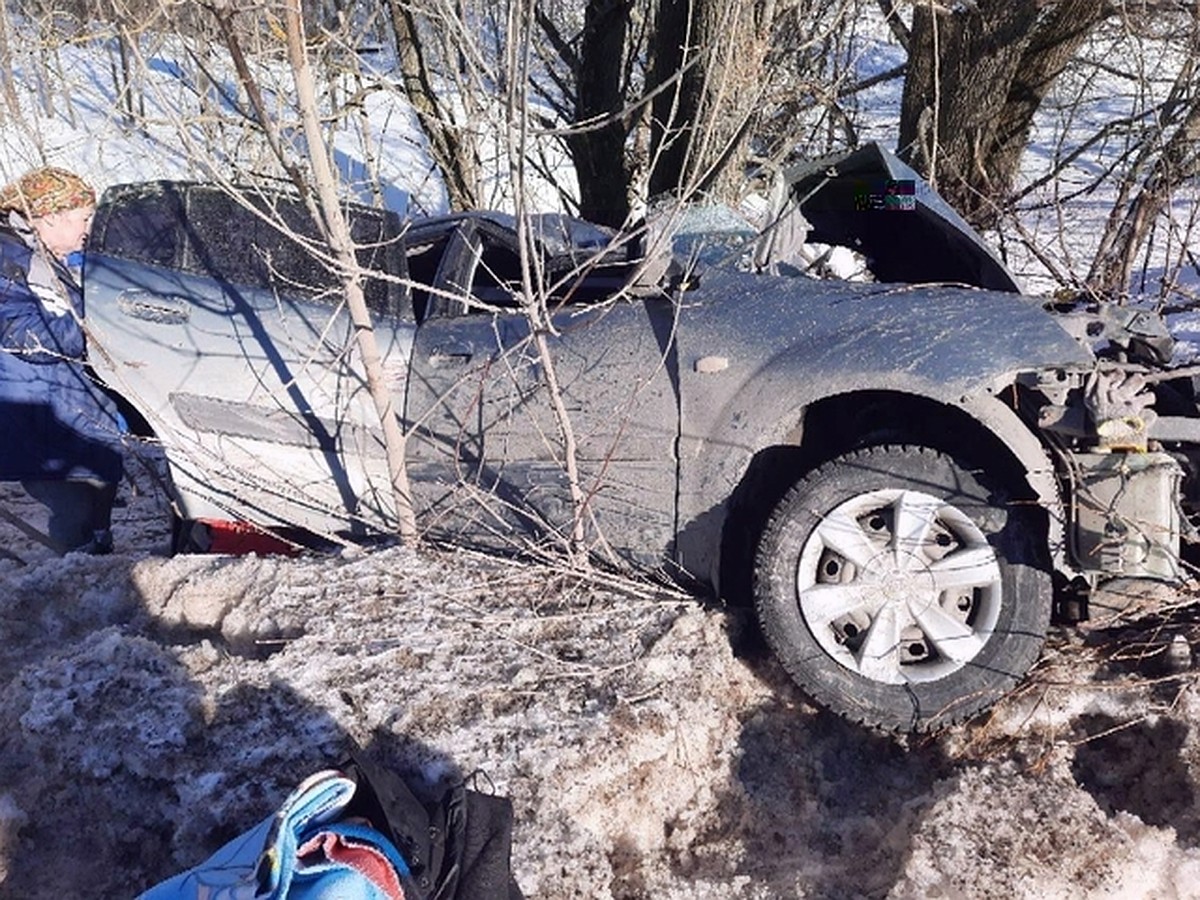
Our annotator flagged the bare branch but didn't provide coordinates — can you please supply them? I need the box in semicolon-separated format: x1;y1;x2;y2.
283;0;417;541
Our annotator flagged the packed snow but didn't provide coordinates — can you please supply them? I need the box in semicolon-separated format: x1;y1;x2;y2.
6;463;1200;898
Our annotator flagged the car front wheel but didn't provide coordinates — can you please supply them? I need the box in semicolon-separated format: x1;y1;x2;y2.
753;444;1052;732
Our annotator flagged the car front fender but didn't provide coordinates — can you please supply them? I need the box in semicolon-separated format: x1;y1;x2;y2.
671;271;1091;583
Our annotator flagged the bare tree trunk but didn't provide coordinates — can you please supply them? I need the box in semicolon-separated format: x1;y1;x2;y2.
647;0;772;203
352;60;386;208
567;0;634;227
210;3;310;197
385;0;478;210
282;1;418;543
0;4;23;123
115;18;138;124
875;0;909;50
899;0;1112;227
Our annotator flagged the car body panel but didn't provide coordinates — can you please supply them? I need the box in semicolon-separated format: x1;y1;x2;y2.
674;270;1090;454
84;183;411;534
86;251;405;532
401;217;676;562
669;269;1093;579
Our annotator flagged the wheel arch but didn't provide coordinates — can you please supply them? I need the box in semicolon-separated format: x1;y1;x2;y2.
712;387;1064;603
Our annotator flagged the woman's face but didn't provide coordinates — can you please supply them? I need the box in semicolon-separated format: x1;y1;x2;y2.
32;204;95;259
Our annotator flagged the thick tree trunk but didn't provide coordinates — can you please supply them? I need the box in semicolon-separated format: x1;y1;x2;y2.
899;0;1111;227
647;0;771;203
568;0;633;227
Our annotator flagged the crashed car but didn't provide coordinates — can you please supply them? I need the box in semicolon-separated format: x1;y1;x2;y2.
82;143;1200;732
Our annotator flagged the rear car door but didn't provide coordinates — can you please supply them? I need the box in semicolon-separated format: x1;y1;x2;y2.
403;216;681;565
84;182;413;537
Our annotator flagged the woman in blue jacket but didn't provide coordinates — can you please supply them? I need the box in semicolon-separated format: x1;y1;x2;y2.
0;166;124;554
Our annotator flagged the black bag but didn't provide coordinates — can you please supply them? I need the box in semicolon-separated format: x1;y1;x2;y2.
341;753;523;900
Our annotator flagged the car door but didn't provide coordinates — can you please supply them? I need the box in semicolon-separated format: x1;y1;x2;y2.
403;217;680;565
84;182;414;537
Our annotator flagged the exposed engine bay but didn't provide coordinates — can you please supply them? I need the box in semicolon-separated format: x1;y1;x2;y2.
1021;295;1200;588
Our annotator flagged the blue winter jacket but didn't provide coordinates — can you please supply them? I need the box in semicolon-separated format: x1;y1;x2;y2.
0;211;123;484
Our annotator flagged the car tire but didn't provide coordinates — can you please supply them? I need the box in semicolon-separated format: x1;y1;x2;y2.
752;444;1052;732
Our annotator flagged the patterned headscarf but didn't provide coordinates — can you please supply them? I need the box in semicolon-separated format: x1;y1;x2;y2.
0;166;96;218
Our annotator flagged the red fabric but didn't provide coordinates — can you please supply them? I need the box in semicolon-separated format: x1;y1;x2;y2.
198;519;299;556
297;831;406;900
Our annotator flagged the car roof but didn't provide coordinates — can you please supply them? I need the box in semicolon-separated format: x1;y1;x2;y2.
402;210;626;260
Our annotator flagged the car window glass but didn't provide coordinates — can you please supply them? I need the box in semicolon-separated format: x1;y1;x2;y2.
406;218;633;320
405;233;451;322
469;224;632;310
92;184;185;268
472;238;524;308
182;189;399;315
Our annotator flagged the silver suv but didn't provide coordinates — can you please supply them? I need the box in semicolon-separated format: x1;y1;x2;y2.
83;145;1200;732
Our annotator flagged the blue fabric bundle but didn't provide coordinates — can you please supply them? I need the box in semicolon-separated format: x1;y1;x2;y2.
139;770;413;900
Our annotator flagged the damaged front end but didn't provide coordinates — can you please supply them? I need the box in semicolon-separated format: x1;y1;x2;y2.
1020;297;1200;587
778;145;1196;587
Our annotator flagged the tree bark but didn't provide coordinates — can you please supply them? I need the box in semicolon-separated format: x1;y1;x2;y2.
647;0;772;203
211;2;310;197
385;0;478;210
568;0;634;227
899;0;1112;227
0;4;23;124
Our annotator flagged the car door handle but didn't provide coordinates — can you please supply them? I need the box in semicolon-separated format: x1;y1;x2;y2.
116;291;191;325
428;345;473;367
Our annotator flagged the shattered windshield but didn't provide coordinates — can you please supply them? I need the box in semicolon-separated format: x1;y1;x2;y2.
669;205;759;267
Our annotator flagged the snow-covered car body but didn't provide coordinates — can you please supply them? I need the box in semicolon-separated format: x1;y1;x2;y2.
82;145;1200;731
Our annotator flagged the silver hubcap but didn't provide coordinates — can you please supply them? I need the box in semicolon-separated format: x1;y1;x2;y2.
797;488;1002;684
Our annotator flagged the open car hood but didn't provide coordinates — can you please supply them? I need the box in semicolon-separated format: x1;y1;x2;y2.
781;142;1022;292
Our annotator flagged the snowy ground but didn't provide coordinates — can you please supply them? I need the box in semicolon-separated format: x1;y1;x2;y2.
5;463;1200;899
